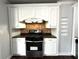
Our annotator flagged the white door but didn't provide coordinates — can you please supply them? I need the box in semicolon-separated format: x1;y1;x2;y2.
59;4;73;54
44;38;57;56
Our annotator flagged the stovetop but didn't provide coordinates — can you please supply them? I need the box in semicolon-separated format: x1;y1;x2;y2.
27;33;43;37
26;33;43;41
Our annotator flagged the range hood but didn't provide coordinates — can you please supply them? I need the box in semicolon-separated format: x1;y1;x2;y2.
20;18;48;23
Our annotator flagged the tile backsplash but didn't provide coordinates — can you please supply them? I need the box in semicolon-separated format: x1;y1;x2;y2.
25;23;46;30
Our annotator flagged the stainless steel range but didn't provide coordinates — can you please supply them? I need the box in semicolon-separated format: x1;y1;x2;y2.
26;30;43;57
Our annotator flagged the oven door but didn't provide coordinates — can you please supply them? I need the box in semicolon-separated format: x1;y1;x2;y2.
26;41;43;51
26;41;43;57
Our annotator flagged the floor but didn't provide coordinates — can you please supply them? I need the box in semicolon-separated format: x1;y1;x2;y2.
11;56;76;59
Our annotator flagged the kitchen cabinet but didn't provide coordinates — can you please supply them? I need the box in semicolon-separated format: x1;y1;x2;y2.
8;4;59;28
50;6;59;28
18;7;35;21
12;38;26;56
34;7;49;20
44;38;57;56
8;7;25;28
8;7;18;28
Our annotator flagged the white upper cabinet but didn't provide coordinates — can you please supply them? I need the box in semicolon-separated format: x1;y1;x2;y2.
8;7;25;28
8;7;18;28
18;7;35;21
50;6;59;28
34;6;59;28
8;4;59;28
34;7;49;21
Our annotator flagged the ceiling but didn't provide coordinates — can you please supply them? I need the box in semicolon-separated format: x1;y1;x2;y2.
8;0;77;4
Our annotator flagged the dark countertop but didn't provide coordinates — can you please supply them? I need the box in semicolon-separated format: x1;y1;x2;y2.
12;33;56;38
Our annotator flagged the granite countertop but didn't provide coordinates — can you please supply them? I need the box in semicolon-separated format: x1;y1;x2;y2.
12;33;56;38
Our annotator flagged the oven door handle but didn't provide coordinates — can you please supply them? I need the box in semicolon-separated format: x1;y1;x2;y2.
26;41;43;42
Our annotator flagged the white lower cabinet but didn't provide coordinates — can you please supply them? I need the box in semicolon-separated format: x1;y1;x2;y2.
12;38;26;56
44;38;57;56
12;38;57;56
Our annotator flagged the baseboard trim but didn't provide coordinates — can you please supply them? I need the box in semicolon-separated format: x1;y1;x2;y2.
44;53;74;56
9;53;74;58
58;53;73;56
7;55;12;59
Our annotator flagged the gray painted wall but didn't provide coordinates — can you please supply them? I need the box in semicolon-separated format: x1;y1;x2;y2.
0;0;10;59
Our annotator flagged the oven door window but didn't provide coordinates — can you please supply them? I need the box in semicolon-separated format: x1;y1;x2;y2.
30;46;38;50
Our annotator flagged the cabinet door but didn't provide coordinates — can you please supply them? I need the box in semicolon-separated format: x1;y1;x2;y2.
50;6;59;28
9;7;25;28
35;7;49;20
8;7;19;28
44;38;57;56
12;38;18;55
17;38;26;56
12;38;26;56
18;7;35;21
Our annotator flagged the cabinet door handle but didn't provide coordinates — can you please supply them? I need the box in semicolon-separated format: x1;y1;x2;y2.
26;41;43;42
